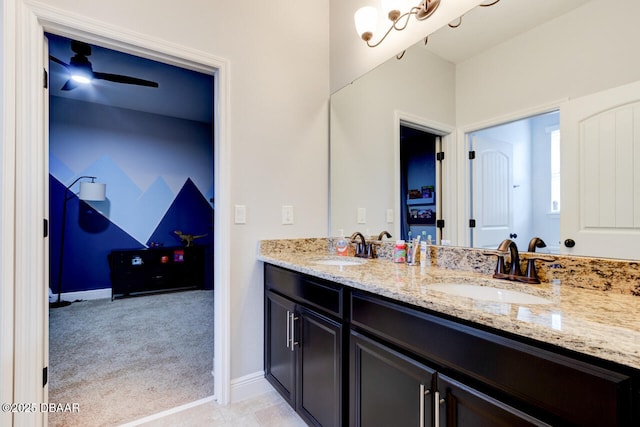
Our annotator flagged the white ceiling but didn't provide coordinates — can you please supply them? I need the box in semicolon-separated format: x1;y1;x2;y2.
47;33;214;124
424;0;592;64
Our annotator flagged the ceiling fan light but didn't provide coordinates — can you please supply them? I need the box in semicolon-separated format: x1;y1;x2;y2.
71;74;92;84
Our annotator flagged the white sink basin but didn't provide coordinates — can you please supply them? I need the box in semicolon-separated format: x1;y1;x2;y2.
311;257;367;267
428;284;552;305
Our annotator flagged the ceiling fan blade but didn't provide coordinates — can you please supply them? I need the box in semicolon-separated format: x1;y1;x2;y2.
61;79;78;91
49;55;70;70
94;72;159;88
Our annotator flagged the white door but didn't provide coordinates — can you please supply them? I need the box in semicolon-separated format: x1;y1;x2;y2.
471;135;515;249
561;80;640;259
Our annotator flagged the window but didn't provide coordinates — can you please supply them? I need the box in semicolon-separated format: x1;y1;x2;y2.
550;129;560;212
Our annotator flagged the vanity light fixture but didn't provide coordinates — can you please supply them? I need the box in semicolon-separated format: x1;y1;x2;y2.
448;0;501;29
354;0;441;48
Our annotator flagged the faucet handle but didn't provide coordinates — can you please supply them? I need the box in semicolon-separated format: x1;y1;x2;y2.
522;255;556;284
482;250;509;278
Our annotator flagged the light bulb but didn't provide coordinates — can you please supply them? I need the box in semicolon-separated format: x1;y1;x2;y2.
71;74;91;84
354;6;377;42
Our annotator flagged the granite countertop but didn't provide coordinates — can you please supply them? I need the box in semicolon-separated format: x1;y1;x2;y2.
258;246;640;371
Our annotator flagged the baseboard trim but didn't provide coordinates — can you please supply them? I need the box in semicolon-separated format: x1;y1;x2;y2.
230;371;272;403
49;287;111;303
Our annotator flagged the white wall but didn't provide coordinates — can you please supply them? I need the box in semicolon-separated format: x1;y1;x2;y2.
7;0;329;394
456;0;640;127
330;43;455;236
330;0;481;93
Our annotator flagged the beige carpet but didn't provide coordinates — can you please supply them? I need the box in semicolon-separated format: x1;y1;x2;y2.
48;290;214;427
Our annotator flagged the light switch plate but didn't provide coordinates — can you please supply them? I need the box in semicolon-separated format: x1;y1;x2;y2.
357;207;366;224
386;209;394;223
282;205;294;225
234;205;246;224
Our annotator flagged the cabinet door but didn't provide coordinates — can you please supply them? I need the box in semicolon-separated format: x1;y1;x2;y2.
297;306;343;427
351;331;435;427
265;291;296;407
437;374;548;427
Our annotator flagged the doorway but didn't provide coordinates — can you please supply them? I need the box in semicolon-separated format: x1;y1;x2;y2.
399;124;440;242
468;110;560;253
11;8;231;416
46;33;216;424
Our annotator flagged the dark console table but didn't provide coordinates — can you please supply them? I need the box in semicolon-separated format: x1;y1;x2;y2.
108;246;205;300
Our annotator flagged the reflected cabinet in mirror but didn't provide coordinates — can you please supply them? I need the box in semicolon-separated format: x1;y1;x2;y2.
329;0;640;260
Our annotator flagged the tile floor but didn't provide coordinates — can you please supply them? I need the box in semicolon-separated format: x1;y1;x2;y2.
131;390;306;426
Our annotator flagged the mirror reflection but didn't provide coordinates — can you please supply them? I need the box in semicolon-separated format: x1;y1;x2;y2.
330;0;640;259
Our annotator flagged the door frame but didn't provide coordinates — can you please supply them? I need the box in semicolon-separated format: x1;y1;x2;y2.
9;1;232;418
457;100;565;248
393;111;455;243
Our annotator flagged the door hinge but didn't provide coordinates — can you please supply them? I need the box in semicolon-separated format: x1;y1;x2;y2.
43;366;48;387
44;219;49;238
469;219;476;228
43;69;48;89
468;150;476;160
436;219;445;229
436;152;445;161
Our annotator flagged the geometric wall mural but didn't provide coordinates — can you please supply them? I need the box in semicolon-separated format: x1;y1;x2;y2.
49;96;214;294
49;175;214;293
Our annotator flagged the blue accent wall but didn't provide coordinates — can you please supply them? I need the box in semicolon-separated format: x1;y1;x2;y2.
49;96;214;293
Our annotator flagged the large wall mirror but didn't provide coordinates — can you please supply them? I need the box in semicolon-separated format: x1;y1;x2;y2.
330;0;640;260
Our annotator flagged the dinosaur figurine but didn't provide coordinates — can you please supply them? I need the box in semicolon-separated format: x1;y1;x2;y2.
173;230;208;247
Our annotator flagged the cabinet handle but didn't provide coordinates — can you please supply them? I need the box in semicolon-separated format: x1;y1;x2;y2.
434;391;445;426
419;384;431;427
286;310;291;349
290;314;299;351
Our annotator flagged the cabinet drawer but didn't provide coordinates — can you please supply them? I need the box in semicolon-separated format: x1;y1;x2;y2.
265;264;344;318
351;292;632;426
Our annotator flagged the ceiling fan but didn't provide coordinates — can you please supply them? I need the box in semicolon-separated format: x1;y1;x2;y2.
49;40;159;91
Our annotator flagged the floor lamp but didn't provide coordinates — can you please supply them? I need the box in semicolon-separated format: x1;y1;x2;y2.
51;176;106;308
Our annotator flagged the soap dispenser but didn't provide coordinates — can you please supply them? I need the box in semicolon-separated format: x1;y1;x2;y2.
335;230;349;256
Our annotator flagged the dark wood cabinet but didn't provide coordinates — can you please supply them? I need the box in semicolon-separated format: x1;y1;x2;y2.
351;331;435;427
351;291;634;426
108;246;205;299
350;331;546;427
265;290;296;406
297;305;343;427
264;264;638;426
264;265;345;427
437;374;548;427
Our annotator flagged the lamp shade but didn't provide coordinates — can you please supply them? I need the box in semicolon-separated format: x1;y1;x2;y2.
354;6;377;39
79;182;106;201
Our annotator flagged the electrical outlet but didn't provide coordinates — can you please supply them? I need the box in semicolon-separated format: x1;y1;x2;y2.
234;205;246;224
357;207;366;224
386;209;394;223
282;205;294;225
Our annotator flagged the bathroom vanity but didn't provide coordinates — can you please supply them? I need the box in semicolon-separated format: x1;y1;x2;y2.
260;240;640;426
